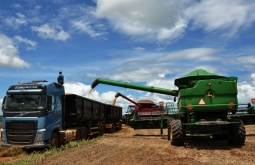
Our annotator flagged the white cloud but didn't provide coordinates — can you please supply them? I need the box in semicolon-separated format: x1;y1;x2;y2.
237;82;255;104
31;24;70;41
251;73;255;86
95;0;186;44
157;48;220;62
64;81;131;113
133;47;145;51
0;33;30;68
14;35;37;50
71;18;107;38
106;66;173;82
185;0;255;37
15;13;27;25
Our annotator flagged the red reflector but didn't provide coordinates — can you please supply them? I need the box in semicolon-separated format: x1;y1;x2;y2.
229;102;234;109
187;103;192;111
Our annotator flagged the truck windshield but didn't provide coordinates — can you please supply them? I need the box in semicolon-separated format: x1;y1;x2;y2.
4;94;46;110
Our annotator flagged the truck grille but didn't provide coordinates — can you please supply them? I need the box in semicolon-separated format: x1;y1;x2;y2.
5;121;37;145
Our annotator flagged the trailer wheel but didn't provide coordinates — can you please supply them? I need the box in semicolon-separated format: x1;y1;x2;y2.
169;119;184;146
167;117;174;141
81;128;87;140
51;132;60;148
101;125;105;135
111;124;115;133
75;129;81;141
228;119;245;145
98;125;102;136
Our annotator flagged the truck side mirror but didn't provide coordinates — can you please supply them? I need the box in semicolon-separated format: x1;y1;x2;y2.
2;96;6;112
174;97;176;102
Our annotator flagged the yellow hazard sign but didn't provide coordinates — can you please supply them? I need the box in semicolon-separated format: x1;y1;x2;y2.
199;98;206;105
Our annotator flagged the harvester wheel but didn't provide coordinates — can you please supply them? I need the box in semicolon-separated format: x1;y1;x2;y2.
51;132;60;148
167;117;174;141
228;119;245;145
169;119;184;146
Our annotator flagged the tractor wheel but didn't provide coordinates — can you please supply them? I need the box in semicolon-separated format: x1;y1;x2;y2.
169;119;184;146
228;119;245;145
167;117;174;141
51;132;60;148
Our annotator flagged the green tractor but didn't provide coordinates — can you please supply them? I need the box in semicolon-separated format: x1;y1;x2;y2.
91;69;246;146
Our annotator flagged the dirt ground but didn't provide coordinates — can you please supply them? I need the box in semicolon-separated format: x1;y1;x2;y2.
35;125;255;165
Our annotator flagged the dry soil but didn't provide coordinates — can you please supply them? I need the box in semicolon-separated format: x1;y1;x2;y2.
35;125;255;165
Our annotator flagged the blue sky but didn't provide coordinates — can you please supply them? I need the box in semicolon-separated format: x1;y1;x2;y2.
1;0;255;115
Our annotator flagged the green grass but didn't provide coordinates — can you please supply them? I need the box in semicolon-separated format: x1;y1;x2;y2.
0;138;99;165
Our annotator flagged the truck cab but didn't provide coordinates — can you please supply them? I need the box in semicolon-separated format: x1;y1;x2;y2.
1;80;64;148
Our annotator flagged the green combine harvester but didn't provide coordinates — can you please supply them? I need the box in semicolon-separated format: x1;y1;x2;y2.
91;69;250;146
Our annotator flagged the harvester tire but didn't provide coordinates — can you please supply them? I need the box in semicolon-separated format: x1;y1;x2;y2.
170;119;184;146
228;119;245;145
167;117;174;141
51;132;60;148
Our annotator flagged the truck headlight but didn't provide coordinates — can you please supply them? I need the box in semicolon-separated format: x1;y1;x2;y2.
36;129;46;142
1;129;5;139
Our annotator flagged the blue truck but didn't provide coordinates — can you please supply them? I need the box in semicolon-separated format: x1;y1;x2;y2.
1;72;122;149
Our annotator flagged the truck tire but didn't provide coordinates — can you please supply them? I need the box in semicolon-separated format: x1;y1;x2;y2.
169;119;184;146
228;119;245;145
51;132;60;148
167;117;174;141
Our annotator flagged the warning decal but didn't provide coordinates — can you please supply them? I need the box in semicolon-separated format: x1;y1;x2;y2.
199;98;206;105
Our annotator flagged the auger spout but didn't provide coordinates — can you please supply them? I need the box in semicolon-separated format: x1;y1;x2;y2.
91;78;178;96
115;92;142;107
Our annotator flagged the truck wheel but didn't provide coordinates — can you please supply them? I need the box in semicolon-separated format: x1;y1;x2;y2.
228;119;245;145
170;119;184;146
51;132;60;148
167;117;174;140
